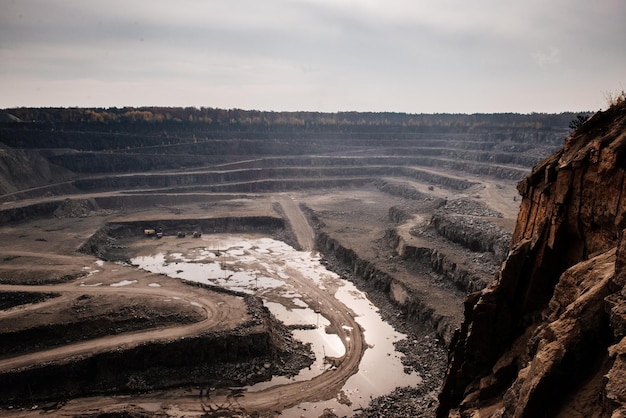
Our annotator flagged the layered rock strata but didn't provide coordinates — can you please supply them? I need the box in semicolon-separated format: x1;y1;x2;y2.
438;102;626;417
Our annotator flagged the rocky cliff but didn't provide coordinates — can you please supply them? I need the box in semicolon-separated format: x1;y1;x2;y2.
437;101;626;417
0;143;73;196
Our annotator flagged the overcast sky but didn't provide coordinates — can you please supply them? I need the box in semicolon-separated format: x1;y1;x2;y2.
1;0;624;113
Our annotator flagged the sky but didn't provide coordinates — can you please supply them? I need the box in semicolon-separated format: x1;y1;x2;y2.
1;0;625;113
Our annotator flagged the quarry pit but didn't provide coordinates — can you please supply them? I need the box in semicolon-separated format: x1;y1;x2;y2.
0;110;569;417
0;181;522;417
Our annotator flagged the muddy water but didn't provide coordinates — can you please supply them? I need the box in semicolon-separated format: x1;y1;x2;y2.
131;234;421;417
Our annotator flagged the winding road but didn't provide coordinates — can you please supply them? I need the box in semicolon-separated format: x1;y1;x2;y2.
0;283;243;373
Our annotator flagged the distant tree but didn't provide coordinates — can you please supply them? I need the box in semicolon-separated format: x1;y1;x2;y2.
568;114;589;131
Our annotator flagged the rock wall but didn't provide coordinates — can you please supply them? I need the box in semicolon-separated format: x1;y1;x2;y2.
0;198;103;224
315;231;458;344
431;213;511;263
437;102;626;417
70;166;475;193
0;200;65;224
388;228;491;294
0;145;73;195
375;179;447;202
79;217;287;259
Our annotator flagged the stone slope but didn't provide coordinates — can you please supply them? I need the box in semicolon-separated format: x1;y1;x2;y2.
437;101;626;417
0;143;73;196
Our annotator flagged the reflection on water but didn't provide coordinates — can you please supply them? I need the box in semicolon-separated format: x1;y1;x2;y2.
131;234;420;417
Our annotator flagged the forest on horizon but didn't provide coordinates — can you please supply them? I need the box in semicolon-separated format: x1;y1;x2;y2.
1;106;588;132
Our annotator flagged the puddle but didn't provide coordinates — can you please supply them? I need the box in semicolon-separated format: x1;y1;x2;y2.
130;234;420;416
81;266;100;278
110;280;138;287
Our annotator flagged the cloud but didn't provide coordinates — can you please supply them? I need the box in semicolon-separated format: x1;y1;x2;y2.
1;0;625;112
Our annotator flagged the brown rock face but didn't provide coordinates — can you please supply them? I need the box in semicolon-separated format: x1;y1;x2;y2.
437;101;626;418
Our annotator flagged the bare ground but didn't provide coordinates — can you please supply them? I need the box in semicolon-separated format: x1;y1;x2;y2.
0;165;521;417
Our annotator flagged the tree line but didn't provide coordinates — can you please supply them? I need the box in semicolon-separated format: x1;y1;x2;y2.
2;107;587;132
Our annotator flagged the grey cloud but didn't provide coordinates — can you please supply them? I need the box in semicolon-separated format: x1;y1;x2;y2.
0;0;624;112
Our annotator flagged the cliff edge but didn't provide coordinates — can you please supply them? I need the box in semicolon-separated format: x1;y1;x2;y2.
438;100;626;417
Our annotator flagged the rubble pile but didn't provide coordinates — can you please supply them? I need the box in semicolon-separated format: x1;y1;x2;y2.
431;213;511;263
440;197;503;218
53;198;99;218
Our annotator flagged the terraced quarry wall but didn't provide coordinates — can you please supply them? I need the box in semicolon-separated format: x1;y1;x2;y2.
0;109;578;416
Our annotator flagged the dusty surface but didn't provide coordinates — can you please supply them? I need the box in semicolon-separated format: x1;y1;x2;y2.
0;115;561;418
0;194;366;415
0;213;252;373
0;173;521;416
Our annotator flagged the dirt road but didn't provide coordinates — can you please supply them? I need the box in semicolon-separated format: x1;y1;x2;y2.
1;201;368;417
46;267;366;417
276;194;315;251
0;282;246;373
